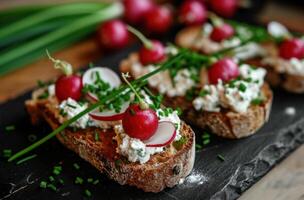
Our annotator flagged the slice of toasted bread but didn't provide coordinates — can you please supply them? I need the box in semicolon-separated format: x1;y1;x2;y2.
25;96;195;193
120;54;273;139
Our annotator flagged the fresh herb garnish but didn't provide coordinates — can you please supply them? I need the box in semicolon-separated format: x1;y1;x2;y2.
16;154;37;165
94;131;99;142
195;144;202;150
5;125;15;132
3;149;12;158
199;89;210;97
38;91;49;99
73;163;80;170
66;103;77;109
251;98;263;105
47;183;57;191
217;154;225;162
238;83;247;92
53;165;62;175
92;179;99;185
85;189;92;197
75;176;84;184
40;181;47;188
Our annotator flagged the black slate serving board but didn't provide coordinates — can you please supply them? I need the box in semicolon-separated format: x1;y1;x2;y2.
1;43;304;200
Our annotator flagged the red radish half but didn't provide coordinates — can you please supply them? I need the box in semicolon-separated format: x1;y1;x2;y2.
89;101;130;121
144;121;176;147
82;67;121;100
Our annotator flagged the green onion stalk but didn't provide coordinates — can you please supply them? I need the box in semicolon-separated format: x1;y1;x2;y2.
0;2;123;76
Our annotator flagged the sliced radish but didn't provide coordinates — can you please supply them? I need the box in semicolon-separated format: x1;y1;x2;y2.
144;121;176;147
89;101;130;121
82;67;121;100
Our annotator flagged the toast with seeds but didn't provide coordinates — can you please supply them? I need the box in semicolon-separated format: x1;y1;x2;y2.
25;90;195;193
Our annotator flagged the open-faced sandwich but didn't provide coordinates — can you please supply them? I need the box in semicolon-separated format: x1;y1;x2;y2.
120;37;273;139
251;22;304;93
175;14;268;60
22;55;195;192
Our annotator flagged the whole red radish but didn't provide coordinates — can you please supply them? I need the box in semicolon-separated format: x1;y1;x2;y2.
144;5;173;34
122;104;158;140
46;51;82;101
210;23;235;42
98;20;129;50
279;38;304;60
208;58;239;84
179;0;207;26
210;0;238;18
123;0;154;25
127;26;166;65
139;40;166;65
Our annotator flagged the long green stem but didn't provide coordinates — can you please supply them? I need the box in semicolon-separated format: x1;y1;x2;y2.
0;3;123;74
127;25;153;49
0;3;107;40
8;53;184;162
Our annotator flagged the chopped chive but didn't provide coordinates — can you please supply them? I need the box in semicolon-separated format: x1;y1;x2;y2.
3;149;12;158
49;176;55;182
84;189;92;197
217;154;225;162
87;178;93;183
94;131;99;142
40;181;47;188
195;144;202;150
251;98;263;105
238;83;247;92
37;80;46;88
88;62;94;68
73;163;80;170
75;176;84;184
47;183;57;191
59;179;64;185
59;109;67;117
92;179;99;185
66;103;77;109
202;132;210;139
5;125;15;132
16;154;37;165
203;139;210;145
38;91;49;99
53;166;62;175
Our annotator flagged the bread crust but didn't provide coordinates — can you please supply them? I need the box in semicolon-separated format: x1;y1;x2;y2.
120;53;273;139
25;97;195;193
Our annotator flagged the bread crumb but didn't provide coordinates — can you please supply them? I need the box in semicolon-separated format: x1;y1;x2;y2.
285;107;296;116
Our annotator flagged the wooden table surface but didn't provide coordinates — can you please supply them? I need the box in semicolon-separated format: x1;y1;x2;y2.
1;1;304;199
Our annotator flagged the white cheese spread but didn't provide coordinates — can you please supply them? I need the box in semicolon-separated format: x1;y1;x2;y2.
58;98;90;129
131;63;196;97
193;64;266;113
263;57;304;76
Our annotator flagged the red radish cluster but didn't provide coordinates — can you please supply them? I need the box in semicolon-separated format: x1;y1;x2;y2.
208;58;240;84
210;0;238;18
98;20;129;50
279;38;304;60
179;0;207;26
122;104;159;140
210;23;235;42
